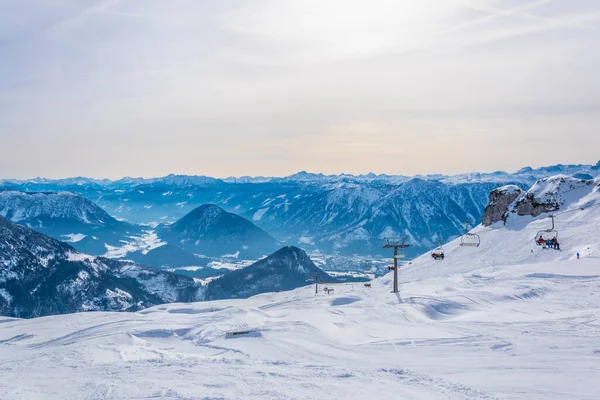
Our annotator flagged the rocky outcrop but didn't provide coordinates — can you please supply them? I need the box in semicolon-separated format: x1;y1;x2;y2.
482;185;522;226
483;176;598;227
512;176;570;217
514;193;560;217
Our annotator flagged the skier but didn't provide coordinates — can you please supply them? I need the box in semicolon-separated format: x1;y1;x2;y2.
577;252;580;259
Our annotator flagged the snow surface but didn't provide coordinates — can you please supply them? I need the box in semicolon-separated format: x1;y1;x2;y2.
103;230;165;258
252;207;269;221
61;233;87;243
1;179;600;399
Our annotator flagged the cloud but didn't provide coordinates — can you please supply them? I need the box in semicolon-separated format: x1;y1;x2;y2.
0;0;599;178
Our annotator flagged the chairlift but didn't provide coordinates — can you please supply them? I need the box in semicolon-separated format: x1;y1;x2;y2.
460;220;480;248
535;214;558;246
431;235;445;261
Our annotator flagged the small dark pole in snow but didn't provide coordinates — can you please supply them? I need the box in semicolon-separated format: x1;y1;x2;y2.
383;236;410;293
308;273;321;295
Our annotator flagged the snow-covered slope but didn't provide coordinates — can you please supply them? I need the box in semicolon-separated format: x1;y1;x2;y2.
404;176;600;279
1;176;599;399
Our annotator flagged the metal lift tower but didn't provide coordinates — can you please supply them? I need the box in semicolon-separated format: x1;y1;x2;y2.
383;236;410;293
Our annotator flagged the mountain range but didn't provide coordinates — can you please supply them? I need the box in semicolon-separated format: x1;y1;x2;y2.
0;212;335;317
1;160;598;259
0;215;202;318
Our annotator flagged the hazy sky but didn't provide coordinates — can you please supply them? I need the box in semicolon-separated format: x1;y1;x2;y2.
1;0;599;179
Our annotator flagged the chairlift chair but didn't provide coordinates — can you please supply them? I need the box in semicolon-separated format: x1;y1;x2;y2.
535;214;558;246
431;235;445;260
460;220;481;247
431;246;444;258
460;233;481;247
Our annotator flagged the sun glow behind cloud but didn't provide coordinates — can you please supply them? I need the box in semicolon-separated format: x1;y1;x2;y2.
0;0;599;178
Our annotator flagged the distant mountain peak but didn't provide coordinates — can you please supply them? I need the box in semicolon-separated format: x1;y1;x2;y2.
184;203;225;219
0;190;117;226
204;245;332;300
159;204;278;258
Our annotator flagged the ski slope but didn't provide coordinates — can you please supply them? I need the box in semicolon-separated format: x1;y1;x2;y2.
1;179;599;399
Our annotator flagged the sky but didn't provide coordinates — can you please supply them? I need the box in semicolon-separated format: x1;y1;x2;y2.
1;0;599;179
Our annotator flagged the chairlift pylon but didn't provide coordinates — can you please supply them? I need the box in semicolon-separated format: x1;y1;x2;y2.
460;220;480;248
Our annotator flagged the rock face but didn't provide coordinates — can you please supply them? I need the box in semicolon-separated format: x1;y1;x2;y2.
158;204;279;259
511;176;584;217
514;193;560;217
0;215;201;318
204;246;334;301
482;186;522;226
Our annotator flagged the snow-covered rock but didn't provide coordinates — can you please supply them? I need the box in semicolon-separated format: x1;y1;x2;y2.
482;185;523;226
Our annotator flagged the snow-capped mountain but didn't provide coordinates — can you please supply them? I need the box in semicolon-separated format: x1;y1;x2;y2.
0;215;202;318
0;190;117;225
1;160;598;257
157;204;279;259
204;246;334;300
0;190;142;256
126;174;224;188
242;179;514;257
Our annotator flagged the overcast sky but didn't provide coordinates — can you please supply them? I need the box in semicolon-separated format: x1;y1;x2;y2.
1;0;599;179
